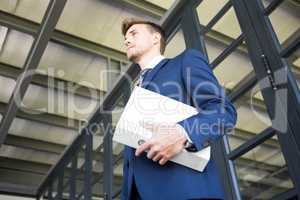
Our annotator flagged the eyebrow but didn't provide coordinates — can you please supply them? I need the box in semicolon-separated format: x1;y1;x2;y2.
126;28;136;36
125;29;137;40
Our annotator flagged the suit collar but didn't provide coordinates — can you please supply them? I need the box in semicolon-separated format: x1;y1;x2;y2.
142;58;169;89
143;55;165;70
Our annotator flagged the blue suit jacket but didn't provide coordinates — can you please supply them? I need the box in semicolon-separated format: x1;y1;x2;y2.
121;49;237;200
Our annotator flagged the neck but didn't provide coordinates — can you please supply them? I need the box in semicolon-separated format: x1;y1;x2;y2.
135;50;161;70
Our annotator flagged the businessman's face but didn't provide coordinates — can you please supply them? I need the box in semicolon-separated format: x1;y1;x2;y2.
124;24;156;62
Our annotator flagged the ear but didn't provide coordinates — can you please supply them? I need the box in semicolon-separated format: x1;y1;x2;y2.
152;32;161;45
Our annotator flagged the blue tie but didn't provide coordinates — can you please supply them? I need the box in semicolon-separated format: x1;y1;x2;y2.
137;68;151;87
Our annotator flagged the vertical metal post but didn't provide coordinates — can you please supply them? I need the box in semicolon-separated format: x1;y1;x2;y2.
107;58;113;91
231;0;300;197
70;155;78;199
103;113;113;200
56;171;64;199
223;136;242;199
84;133;93;200
181;2;241;199
48;184;53;200
181;1;208;59
209;137;241;200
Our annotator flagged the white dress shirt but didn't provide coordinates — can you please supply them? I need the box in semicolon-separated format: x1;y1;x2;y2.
143;54;165;70
142;55;193;144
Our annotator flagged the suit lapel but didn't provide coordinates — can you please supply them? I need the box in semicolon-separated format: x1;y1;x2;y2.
142;59;169;89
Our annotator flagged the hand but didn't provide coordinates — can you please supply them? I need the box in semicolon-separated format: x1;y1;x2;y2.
135;122;188;165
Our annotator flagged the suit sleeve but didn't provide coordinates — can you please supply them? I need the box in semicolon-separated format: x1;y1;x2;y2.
177;49;237;151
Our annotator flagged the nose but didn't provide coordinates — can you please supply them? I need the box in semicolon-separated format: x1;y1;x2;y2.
124;38;130;47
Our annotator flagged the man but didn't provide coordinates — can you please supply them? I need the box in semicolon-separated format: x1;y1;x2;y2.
121;18;237;200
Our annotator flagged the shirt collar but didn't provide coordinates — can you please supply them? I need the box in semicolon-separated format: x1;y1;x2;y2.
143;55;165;70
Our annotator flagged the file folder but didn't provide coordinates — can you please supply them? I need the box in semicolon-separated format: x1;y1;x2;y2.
113;86;210;172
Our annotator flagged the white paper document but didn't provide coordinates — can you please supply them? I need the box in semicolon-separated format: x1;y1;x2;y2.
113;86;210;172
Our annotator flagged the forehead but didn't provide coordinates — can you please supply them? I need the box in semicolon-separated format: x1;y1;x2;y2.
126;24;149;35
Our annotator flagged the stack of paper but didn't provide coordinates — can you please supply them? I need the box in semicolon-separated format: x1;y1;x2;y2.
113;86;210;172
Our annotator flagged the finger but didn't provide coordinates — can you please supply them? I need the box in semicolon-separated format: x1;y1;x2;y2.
159;157;168;165
147;144;161;159
147;148;157;159
135;142;152;156
152;153;163;162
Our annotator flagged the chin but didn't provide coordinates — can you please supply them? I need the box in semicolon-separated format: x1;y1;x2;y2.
128;53;139;63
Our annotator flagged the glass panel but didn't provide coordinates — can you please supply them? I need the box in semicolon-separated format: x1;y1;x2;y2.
0;194;35;200
205;35;254;91
51;177;59;199
62;169;70;198
0;76;15;104
21;83;99;122
197;0;230;26
9;117;77;146
197;1;242;39
79;86;126;197
0;143;61;166
0;0;50;23
229;86;272;150
37;41;108;92
288;47;300;94
121;61;130;73
267;0;300;44
234;135;294;199
108;59;121;90
0;26;8;49
113;144;124;199
145;0;176;10
19;40;115;122
0;28;34;68
0;144;59;185
0;150;41;185
196;0;247;91
92;160;103;198
0;27;31;113
75;153;88;199
261;0;273;8
164;29;186;58
55;0;160;53
69;143;94;199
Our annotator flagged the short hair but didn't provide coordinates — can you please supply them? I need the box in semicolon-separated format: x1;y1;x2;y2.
121;18;166;54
